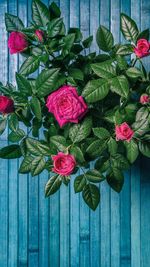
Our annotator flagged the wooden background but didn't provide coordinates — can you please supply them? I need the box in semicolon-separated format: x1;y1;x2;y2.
0;0;150;266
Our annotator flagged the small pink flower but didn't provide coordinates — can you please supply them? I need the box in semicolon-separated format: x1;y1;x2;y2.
8;32;28;54
35;29;44;42
115;122;134;142
46;85;88;127
0;96;14;114
140;94;150;104
134;39;150;58
52;152;76;176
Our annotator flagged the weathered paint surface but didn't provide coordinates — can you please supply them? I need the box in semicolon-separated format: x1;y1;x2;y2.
0;0;150;266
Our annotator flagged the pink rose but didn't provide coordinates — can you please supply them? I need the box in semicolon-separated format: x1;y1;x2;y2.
52;152;76;176
134;39;150;58
35;29;44;42
140;94;150;104
46;85;88;127
8;32;28;54
0;96;14;114
115;122;134;142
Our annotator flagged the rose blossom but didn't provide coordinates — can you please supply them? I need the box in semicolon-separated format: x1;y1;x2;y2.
46;85;88;127
0;96;14;114
140;94;150;104
52;152;76;176
134;39;150;58
8;32;28;54
115;122;134;142
35;29;44;42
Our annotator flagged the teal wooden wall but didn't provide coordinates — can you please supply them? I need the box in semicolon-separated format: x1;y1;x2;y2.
0;0;150;266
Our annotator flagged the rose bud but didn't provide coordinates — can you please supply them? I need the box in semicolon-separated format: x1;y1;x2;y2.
8;32;28;54
0;96;14;114
140;94;150;104
46;85;88;127
134;39;150;58
52;152;76;176
35;29;44;42
115;122;134;142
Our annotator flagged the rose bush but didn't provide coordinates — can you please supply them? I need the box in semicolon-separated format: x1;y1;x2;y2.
0;0;149;210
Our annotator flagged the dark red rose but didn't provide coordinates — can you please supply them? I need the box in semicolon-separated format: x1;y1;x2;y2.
0;96;14;114
8;32;28;54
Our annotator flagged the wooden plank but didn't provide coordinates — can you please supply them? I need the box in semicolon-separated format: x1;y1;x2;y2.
69;1;80;266
140;3;150;267
0;0;8;266
58;2;70;267
49;191;60;267
17;1;28;267
141;157;150;267
120;1;131;265
89;163;100;267
0;148;8;267
46;2;61;267
110;1;120;267
27;1;39;266
99;1;111;266
7;1;19;266
131;160;141;267
79;1;90;266
130;2;141;267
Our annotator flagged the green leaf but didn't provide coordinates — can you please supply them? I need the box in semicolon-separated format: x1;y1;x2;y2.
47;18;65;37
137;29;149;40
32;0;50;27
139;141;150;158
82;79;109;103
19;56;40;76
107;168;124;193
9;114;19;132
0;117;7;135
74;174;86;193
49;2;61;19
108;138;118;155
136;107;149;122
83;36;93;48
69;68;84;81
96;25;114;52
125;140;139;163
62;33;75;56
91;60;116;79
93;127;110;140
69;117;92;143
19;155;34;173
111;153;130;170
70;146;85;164
82;184;100;210
120;13;139;42
30;97;42;121
26;138;50;156
116;44;133;55
31;156;45;176
36;68;60;97
5;13;24;32
16;73;32;95
86;139;107;157
45;175;62;196
8;129;25;142
50;135;68;152
126;67;143;79
0;145;22;159
110;75;129;97
86;169;105;183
